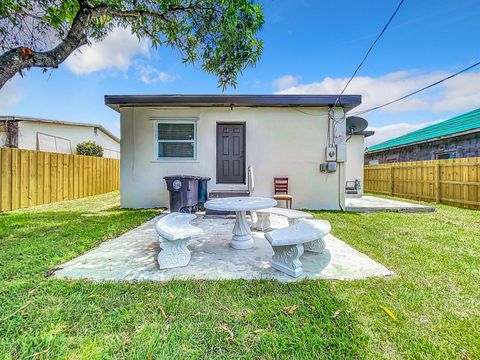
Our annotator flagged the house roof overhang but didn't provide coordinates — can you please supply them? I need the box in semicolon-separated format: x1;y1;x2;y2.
104;94;362;113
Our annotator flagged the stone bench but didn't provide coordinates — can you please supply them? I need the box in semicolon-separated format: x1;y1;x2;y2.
264;219;331;278
254;207;313;231
156;213;203;269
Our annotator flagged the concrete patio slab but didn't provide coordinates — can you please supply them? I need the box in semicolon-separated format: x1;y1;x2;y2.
345;195;435;213
54;214;393;282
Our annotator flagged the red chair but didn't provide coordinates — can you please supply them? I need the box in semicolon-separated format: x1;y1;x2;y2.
273;177;293;209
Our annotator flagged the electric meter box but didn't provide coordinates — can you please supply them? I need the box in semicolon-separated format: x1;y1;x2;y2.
325;146;337;162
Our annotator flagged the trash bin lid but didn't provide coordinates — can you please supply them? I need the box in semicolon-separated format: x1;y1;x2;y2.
163;175;202;180
199;177;211;181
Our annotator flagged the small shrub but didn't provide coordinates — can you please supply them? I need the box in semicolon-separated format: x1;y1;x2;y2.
76;141;104;157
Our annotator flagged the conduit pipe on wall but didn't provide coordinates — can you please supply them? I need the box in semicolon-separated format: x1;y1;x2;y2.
338;162;345;211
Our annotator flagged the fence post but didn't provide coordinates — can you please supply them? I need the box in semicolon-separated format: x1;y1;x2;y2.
389;165;394;196
435;162;441;203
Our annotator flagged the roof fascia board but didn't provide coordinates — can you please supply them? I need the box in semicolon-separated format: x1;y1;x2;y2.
104;94;362;113
0;116;120;143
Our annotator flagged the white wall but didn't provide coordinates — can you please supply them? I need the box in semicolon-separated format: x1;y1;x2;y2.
120;106;347;210
17;121;120;158
345;134;365;195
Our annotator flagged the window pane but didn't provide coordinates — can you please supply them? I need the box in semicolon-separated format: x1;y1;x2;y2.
158;123;194;141
158;142;194;158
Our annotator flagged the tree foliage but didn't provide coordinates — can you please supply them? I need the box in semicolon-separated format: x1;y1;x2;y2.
0;0;264;89
76;140;104;157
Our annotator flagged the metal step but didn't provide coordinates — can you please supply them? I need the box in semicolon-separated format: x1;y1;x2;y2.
205;190;250;215
208;190;250;198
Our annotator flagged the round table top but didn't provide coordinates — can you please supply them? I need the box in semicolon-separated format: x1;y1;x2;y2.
204;196;277;212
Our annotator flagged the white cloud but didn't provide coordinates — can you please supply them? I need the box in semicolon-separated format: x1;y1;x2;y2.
65;27;149;75
0;77;22;112
272;75;301;90
277;69;480;115
365;119;443;147
135;63;177;84
431;71;480;112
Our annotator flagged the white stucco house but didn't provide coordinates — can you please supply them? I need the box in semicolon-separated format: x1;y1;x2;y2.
105;94;367;210
0;116;120;158
345;130;374;196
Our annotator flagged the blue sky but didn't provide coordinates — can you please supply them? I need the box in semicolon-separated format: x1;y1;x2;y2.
1;0;480;146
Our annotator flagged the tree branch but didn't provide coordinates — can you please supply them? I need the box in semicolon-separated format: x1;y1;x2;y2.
0;5;92;88
92;3;197;21
0;1;203;89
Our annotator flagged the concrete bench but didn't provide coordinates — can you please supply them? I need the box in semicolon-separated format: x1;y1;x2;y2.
254;207;313;231
156;213;203;269
264;219;331;278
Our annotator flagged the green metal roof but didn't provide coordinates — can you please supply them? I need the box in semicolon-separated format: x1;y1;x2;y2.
367;108;480;153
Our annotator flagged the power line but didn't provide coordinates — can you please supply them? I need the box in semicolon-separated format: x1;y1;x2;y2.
335;0;405;106
349;60;480;116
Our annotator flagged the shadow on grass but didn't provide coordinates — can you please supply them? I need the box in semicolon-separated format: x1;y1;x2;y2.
0;204;370;359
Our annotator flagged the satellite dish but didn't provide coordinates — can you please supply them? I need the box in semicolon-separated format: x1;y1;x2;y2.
346;116;368;134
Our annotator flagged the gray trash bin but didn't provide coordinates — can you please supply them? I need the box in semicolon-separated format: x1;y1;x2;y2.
164;175;201;213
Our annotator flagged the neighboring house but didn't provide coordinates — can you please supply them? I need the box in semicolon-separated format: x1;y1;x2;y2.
0;116;120;158
345;130;374;196
105;94;363;210
365;108;480;164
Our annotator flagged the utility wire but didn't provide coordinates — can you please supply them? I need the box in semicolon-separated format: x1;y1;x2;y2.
335;0;405;106
349;60;480;116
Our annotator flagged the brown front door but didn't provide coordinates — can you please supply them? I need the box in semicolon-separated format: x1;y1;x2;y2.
216;123;245;184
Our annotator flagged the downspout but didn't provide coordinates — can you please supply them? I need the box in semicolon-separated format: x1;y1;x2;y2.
338;161;345;211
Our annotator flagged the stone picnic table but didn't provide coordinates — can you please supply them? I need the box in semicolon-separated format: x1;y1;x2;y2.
204;196;277;249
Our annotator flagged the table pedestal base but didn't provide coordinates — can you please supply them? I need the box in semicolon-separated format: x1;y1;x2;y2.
231;211;254;249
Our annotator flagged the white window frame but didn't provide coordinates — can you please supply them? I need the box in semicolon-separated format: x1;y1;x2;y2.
154;118;197;161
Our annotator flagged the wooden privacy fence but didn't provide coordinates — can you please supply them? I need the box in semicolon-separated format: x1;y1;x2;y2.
0;148;120;212
364;157;480;210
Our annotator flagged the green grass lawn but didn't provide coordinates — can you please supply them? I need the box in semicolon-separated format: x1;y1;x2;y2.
0;192;478;359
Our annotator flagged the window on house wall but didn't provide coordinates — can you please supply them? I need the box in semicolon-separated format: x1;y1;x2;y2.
155;120;197;160
435;151;456;160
